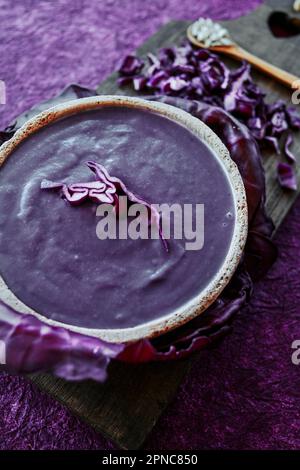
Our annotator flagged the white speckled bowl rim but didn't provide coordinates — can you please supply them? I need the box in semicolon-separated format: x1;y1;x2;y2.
0;95;248;344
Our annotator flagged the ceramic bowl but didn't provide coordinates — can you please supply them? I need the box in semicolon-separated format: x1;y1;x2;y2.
0;96;248;343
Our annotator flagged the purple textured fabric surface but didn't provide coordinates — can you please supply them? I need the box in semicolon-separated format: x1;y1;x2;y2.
0;0;262;130
3;0;300;451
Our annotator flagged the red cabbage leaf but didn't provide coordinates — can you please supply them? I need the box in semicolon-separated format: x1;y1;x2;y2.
0;301;123;382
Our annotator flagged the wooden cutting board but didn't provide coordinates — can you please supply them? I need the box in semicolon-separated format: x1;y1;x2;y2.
30;2;300;449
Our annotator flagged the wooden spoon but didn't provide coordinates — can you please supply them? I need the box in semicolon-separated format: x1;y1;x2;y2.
187;23;300;90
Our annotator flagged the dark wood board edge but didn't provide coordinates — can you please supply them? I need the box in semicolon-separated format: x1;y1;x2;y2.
30;3;300;449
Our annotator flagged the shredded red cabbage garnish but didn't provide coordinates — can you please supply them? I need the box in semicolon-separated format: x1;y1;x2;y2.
118;43;300;178
41;161;168;251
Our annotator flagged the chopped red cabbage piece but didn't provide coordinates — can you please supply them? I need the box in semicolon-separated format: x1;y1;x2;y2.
133;75;147;91
161;76;188;92
247;117;266;140
224;62;251;112
199;57;230;91
147;70;169;88
117;76;133;88
263;135;280;154
277;162;297;190
118;54;144;76
287;106;300;129
284;133;296;163
270;110;289;135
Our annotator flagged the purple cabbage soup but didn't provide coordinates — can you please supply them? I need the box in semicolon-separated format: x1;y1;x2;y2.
0;106;235;330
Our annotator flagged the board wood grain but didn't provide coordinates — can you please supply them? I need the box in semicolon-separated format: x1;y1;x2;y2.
30;2;300;449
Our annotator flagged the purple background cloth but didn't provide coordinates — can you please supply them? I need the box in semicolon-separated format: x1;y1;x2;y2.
1;0;300;450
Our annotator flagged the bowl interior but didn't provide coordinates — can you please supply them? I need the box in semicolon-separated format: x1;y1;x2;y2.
0;95;248;343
